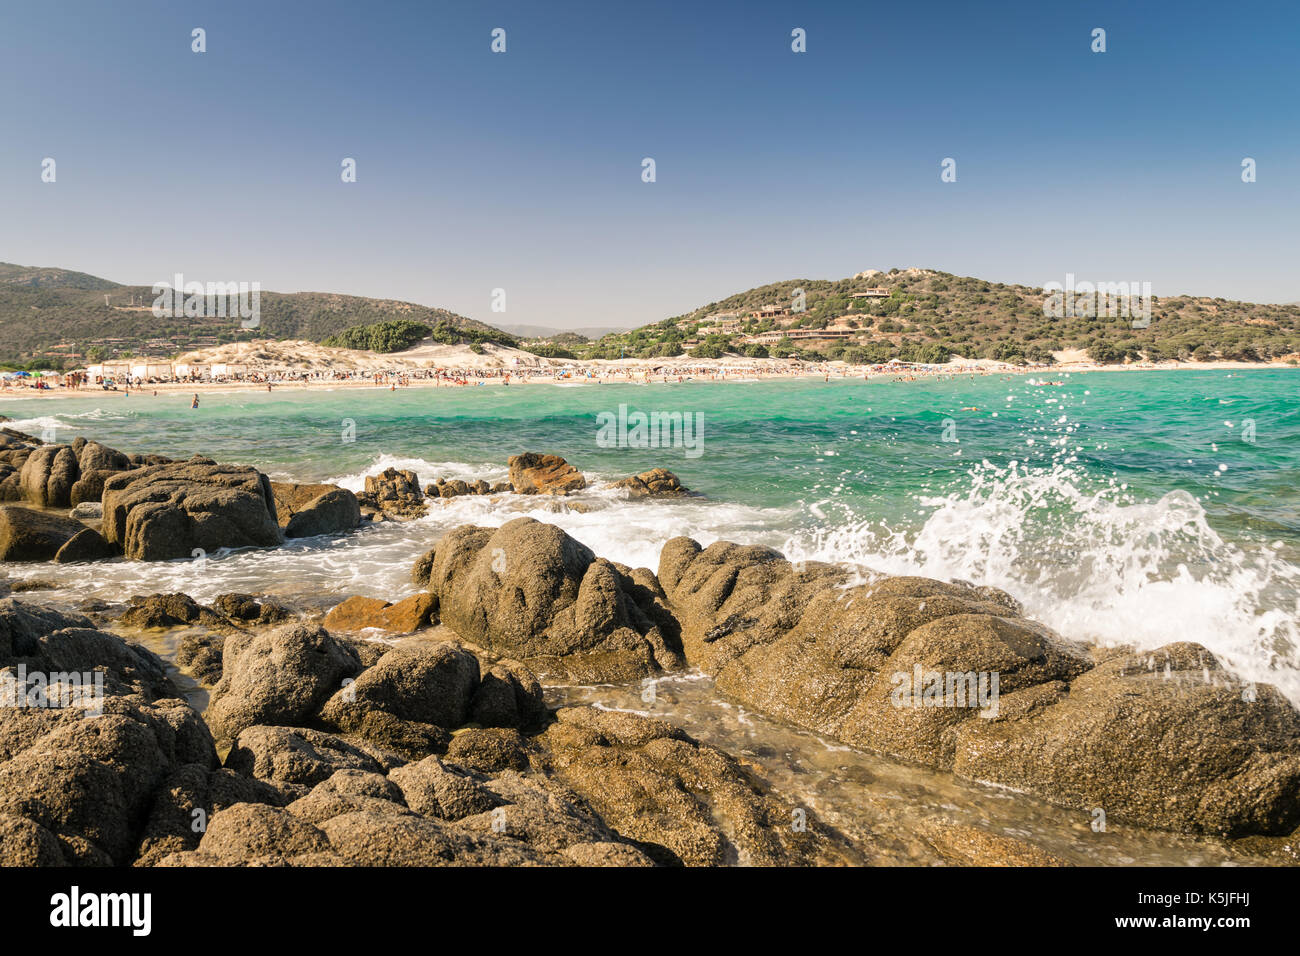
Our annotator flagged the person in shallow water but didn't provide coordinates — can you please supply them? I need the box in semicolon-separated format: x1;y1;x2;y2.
191;393;199;409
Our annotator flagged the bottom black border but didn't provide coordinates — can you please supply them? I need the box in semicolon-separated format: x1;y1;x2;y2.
3;864;1277;942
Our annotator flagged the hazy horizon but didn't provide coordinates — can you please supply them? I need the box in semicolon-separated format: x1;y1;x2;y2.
3;0;1297;330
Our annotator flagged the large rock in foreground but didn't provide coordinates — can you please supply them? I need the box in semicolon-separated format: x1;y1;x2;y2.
101;457;284;560
206;623;361;742
0;506;87;562
508;453;585;496
421;517;683;681
0;599;217;864
161;705;856;867
535;707;855;865
17;439;136;508
952;644;1300;836
17;445;79;508
657;535;1300;836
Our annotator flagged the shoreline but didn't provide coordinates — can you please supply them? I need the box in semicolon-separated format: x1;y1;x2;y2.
2;356;1295;400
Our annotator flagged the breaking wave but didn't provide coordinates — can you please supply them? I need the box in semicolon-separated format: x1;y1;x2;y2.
786;458;1300;704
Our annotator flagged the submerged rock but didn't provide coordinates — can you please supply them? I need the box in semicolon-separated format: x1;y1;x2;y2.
952;644;1300;836
429;477;496;499
119;592;224;630
535;707;855;866
610;468;694;498
211;592;292;626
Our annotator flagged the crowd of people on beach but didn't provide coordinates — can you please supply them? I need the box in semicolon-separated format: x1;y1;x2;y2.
2;357;1079;395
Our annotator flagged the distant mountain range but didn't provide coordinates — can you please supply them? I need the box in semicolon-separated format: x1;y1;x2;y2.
0;263;506;367
3;262;1297;369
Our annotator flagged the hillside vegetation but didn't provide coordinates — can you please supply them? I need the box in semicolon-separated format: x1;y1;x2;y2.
6;262;1297;369
322;319;518;353
559;268;1300;365
0;263;506;367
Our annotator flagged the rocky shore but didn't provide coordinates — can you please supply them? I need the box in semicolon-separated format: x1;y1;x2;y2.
1;420;1298;866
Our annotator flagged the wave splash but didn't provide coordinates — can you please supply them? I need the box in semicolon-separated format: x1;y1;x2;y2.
788;458;1300;705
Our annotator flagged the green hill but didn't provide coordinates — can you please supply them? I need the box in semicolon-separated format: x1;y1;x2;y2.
573;269;1300;365
0;263;510;368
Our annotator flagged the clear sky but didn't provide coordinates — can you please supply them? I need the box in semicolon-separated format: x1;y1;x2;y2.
2;0;1296;329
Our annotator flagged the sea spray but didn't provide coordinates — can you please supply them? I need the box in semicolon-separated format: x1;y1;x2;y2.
786;458;1300;705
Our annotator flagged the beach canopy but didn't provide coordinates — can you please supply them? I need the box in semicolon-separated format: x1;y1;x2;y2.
12;370;31;377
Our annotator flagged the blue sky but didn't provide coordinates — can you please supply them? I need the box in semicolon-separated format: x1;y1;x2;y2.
2;0;1296;328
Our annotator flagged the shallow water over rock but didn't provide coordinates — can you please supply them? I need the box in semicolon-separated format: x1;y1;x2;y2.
552;670;1283;866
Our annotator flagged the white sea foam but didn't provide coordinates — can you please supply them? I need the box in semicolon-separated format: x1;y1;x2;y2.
325;455;510;491
784;458;1300;704
3;408;128;435
2;415;66;434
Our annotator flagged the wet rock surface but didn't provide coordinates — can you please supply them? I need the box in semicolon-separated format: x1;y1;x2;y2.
610;468;694;498
657;535;1300;836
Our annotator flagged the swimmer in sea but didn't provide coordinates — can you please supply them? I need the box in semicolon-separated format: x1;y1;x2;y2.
191;394;199;409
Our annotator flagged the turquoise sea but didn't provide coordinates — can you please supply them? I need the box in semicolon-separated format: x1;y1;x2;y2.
4;369;1299;704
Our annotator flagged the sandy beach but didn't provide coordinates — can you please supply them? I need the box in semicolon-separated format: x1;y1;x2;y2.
4;338;1295;400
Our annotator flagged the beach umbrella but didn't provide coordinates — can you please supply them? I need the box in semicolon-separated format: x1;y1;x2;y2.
13;370;31;377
